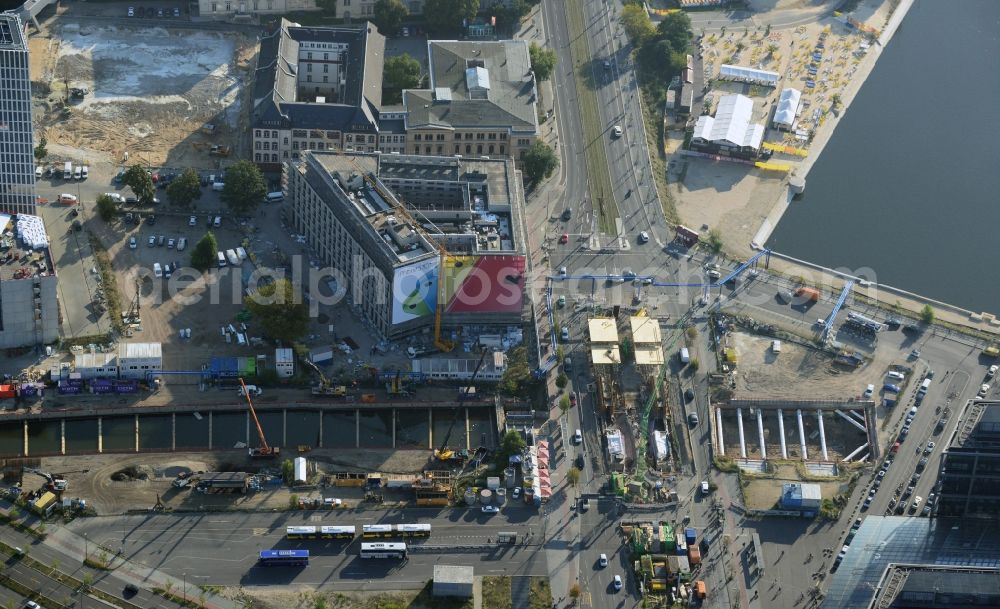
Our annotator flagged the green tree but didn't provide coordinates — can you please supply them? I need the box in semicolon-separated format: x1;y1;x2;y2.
498;430;526;464
499;346;538;398
522;140;558;184
920;304;935;325
497;0;530;29
656;11;692;52
639;39;687;76
528;42;557;81
289;494;299;509
559;394;571;415
373;0;408;35
707;228;723;254
220;160;266;215
166;168;202;208
247;279;309;343
423;0;480;33
555;372;568;389
96;194;117;222
190;231;219;272
621;4;655;45
281;459;294;484
123;164;155;205
569;583;581;599
382;54;423;105
34;135;48;162
566;467;580;486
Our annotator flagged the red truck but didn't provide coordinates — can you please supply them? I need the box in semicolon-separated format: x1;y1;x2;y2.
795;287;820;303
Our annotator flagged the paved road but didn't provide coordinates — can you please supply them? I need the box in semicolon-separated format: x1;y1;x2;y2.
65;509;547;591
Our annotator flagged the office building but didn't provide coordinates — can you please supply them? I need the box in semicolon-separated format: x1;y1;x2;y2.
935;400;1000;519
252;19;385;171
0;14;37;216
198;0;318;20
286;151;527;340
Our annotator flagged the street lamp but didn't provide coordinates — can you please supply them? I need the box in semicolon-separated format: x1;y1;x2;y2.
183;572;187;601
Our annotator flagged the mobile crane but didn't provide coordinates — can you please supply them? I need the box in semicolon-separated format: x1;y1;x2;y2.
240;377;280;458
24;467;67;492
434;348;490;462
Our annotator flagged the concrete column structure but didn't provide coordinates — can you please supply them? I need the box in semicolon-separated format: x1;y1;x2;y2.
465;408;471;450
208;412;213;450
60;420;65;455
318;412;323;448
23;421;28;456
392;409;397;448
756;408;767;460
246;412;251;448
135;415;140;452
98;418;103;453
796;409;807;460
428;410;433;448
736;408;747;459
777;409;787;459
282;410;287;448
355;409;360;448
817;410;829;461
172;413;176;451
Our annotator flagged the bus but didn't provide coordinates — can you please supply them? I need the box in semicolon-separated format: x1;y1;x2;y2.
286;526;318;540
362;524;394;538
259;549;309;566
395;524;431;537
319;525;356;540
359;542;407;559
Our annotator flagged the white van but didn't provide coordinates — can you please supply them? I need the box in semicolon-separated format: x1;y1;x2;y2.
573;429;582;444
35;166;43;179
225;249;239;266
919;378;932;393
265;191;285;203
212;182;225;192
887;371;905;381
238;385;262;397
74;165;82;180
217;251;227;267
153;262;162;278
177;237;187;251
213;216;221;228
235;246;247;261
63;161;72;179
680;347;691;364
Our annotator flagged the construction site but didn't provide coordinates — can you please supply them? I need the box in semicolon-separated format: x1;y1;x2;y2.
28;20;254;168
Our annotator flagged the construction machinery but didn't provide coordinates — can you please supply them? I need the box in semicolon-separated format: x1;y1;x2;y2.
24;467;67;492
434;349;489;462
299;354;348;397
346;158;453;352
240;377;280;458
386;371;411;397
209;145;231;157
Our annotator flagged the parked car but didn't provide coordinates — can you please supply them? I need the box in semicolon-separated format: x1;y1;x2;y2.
688;412;699;426
129;237;137;249
884;383;900;393
189;215;197;226
598;553;608;568
638;231;649;244
612;575;623;591
863;384;875;398
481;505;499;514
147;236;155;247
127;6;134;16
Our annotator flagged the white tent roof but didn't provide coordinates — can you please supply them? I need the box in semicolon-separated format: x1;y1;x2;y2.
719;64;779;86
694;94;764;150
774;87;801;126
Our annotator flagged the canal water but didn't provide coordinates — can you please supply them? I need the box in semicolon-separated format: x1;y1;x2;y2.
768;0;1000;314
0;407;496;456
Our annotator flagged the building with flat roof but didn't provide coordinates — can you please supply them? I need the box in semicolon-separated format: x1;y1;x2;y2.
0;214;58;348
0;14;37;216
287;151;526;340
252;20;385;171
118;342;163;379
198;0;319;19
588;318;619;343
432;565;474;598
867;566;1000;609
691;94;765;159
935;400;1000;519
402;40;539;161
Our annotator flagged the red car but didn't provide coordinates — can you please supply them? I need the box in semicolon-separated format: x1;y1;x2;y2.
559;233;569;244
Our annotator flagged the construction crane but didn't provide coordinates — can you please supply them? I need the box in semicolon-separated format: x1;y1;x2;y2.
24;467;67;492
346;157;454;352
434;348;490;462
240;377;280;458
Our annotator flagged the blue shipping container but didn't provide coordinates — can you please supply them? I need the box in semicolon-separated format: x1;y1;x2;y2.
58;384;82;395
685;527;697;544
114;381;139;394
19;385;38;397
67;378;85;388
92;384;115;395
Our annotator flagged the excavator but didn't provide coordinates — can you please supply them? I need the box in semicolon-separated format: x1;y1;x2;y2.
240;377;280;458
301;355;348;397
434;349;490;462
24;467;67;492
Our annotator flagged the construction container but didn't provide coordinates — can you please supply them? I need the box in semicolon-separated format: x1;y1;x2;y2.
694;580;706;599
675;533;688;556
479;489;493;505
504;467;517;487
662;524;676;551
0;385;17;399
495;488;507;506
464;488;477;506
276;348;294;378
688;545;701;565
293;457;307;484
684;527;697;545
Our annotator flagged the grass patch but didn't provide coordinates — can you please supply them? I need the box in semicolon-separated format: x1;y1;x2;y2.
88;233;124;334
638;82;680;225
482;575;512;609
528;577;553;609
153;587;209;609
563;1;619;233
83;555;112;570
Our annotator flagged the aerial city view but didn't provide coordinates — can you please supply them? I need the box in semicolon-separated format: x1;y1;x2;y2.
0;0;997;607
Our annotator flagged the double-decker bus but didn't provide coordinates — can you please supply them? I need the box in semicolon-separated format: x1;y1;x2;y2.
359;542;407;559
286;526;318;540
259;549;309;566
395;524;431;537
319;525;356;540
362;524;394;538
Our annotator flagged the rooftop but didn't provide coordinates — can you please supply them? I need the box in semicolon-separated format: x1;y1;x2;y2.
119;342;162;360
821;516;1000;609
0;215;56;281
588;318;619;343
693;94;765;150
629;316;662;344
0;14;27;50
774;87;802;126
947;401;1000;450
634;347;665;366
404;40;538;133
253;19;384;132
433;564;474;584
869;566;1000;609
591;345;621;365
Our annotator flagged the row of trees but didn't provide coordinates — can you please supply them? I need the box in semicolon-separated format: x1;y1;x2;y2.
368;0;539;35
621;6;693;99
111;160;267;214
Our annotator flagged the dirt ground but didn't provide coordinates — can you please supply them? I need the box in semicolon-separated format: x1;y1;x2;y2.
36;449;439;515
718;405;867;462
742;463;852;511
29;22;254;169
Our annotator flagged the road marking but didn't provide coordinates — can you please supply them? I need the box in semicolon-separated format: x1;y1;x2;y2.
582;591;592;606
252;528;268;536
